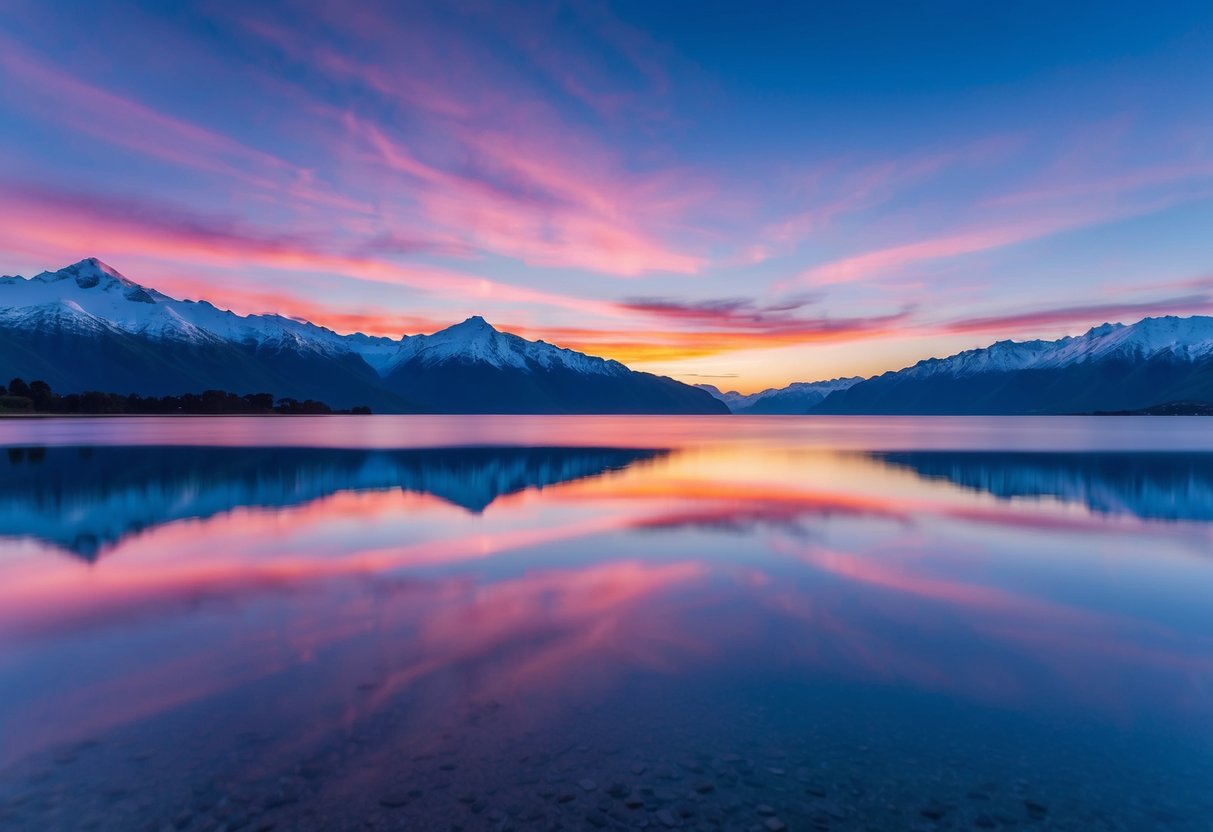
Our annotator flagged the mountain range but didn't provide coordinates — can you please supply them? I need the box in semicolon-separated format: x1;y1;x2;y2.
3;259;1213;415
697;377;864;414
0;259;725;414
703;315;1213;415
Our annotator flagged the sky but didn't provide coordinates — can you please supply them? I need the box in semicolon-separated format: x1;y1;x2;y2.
1;0;1211;392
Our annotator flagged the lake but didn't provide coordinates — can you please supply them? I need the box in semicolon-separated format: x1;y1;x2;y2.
1;416;1211;832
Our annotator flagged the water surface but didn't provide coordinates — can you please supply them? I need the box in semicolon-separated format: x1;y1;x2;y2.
1;416;1210;832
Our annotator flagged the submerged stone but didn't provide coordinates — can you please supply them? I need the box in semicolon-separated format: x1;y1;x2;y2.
1024;799;1048;820
655;808;681;828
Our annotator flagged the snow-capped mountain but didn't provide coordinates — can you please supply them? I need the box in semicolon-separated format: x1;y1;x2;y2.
699;377;864;414
0;259;725;414
382;315;629;377
813;316;1213;415
379;315;724;413
894;317;1213;381
0;258;396;359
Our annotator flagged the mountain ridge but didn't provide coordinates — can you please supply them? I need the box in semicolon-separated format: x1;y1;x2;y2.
699;315;1213;415
699;377;864;414
5;259;1213;415
0;258;726;414
811;315;1213;415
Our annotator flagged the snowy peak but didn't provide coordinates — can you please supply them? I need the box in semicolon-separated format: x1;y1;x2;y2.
1;258;363;354
0;260;632;379
0;259;726;414
452;315;495;332
36;257;125;285
901;338;1061;380
903;315;1213;380
386;316;530;371
706;315;1213;415
31;258;167;302
384;316;626;377
814;314;1213;415
1061;315;1213;364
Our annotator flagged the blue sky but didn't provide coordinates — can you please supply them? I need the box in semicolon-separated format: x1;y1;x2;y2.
1;0;1210;389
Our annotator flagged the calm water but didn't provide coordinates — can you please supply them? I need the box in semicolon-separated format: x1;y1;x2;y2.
1;416;1211;832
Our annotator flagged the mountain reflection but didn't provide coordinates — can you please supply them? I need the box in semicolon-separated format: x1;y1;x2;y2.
871;451;1213;521
0;445;667;558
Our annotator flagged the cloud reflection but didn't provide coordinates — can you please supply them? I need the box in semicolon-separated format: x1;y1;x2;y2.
0;442;1210;778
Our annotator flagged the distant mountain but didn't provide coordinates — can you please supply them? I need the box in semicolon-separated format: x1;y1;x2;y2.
0;259;725;414
812;316;1213;415
0;445;668;558
699;377;863;414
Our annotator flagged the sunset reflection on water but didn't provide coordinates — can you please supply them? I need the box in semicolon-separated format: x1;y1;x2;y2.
1;417;1211;832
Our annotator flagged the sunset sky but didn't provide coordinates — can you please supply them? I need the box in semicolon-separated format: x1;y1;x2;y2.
2;1;1211;392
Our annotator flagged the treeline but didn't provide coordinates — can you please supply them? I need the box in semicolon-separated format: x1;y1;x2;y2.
0;379;371;415
1093;401;1213;416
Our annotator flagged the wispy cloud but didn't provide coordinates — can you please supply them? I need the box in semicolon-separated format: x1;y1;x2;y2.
237;7;710;278
763;133;1026;251
0;183;628;321
941;294;1213;335
789;186;1213;289
3;2;1212;387
0;37;363;215
523;304;916;365
618;294;825;329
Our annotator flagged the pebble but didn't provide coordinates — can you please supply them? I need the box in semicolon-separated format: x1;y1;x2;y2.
655;808;681;828
920;800;947;820
764;818;787;832
377;794;409;809
584;809;609;827
756;804;776;816
579;779;598;792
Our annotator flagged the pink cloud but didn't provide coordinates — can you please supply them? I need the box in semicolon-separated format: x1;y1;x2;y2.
0;183;631;321
794;222;1067;287
350;116;706;277
941;295;1213;335
987;159;1213;207
789;181;1213;289
235;9;711;278
764;133;1026;249
0;41;283;174
0;37;368;216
